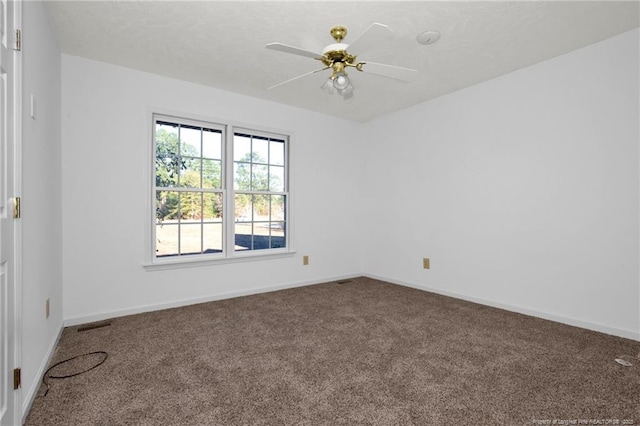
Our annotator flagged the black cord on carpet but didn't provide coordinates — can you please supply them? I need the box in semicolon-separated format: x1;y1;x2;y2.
42;351;108;396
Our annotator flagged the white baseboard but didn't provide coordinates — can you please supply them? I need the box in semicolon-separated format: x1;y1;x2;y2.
64;273;363;327
22;320;64;425
65;272;639;341
365;273;640;342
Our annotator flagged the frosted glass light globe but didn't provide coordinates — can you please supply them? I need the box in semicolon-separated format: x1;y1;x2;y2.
333;73;350;90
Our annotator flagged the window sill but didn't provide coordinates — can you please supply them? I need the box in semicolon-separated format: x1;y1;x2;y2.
143;250;296;271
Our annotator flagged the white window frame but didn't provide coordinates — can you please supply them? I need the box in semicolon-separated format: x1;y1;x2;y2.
144;112;294;270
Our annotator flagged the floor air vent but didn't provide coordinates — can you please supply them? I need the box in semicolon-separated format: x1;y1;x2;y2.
77;321;112;332
336;279;352;284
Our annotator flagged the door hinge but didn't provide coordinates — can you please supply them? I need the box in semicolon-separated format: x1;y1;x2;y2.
14;29;21;51
13;197;20;218
13;368;21;389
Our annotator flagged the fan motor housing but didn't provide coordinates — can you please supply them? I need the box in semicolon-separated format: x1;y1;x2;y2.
321;43;357;66
322;43;348;56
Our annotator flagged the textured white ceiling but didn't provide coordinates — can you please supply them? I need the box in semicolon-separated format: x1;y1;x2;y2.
45;1;639;122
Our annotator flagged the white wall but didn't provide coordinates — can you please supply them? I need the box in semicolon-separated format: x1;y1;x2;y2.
363;29;640;340
60;29;639;338
21;0;63;419
61;55;365;323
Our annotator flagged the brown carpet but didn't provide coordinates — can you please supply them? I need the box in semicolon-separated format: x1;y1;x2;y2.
26;277;639;425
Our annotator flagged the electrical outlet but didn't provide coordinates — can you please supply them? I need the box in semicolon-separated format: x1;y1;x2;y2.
46;298;50;319
303;255;309;266
423;258;430;269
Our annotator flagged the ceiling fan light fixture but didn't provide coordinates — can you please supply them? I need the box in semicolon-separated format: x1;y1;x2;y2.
333;72;350;90
338;82;355;100
321;78;336;94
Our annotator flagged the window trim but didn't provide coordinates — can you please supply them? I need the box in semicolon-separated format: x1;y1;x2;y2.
144;110;294;270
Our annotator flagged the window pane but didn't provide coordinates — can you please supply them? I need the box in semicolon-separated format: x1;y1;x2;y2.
234;222;252;251
235;193;252;221
269;166;284;192
203;193;223;221
180;192;202;220
180;126;201;157
156;159;178;188
203;223;223;254
156;190;179;222
157;122;179;136
156;223;178;257
252;194;269;221
252;164;269;191
234;162;251;191
270;222;286;249
179;158;201;188
270;140;285;166
252;221;271;251
234;134;251;161
271;195;285;221
202;159;221;189
202;129;221;159
156;124;180;188
180;223;202;255
253;138;269;164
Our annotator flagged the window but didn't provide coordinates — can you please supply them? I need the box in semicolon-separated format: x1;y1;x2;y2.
233;132;287;252
152;114;289;264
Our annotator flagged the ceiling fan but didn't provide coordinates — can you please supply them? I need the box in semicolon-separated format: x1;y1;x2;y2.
266;23;418;98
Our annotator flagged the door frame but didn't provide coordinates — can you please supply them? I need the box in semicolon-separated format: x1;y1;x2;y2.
12;0;22;424
11;0;23;423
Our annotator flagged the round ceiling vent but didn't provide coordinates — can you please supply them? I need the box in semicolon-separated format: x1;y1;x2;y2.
417;30;441;45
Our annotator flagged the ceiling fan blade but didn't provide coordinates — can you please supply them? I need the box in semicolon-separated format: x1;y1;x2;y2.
266;42;322;59
268;67;329;90
347;23;393;55
361;61;418;82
